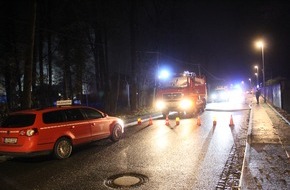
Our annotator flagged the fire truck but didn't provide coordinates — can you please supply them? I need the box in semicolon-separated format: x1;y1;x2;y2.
155;71;207;117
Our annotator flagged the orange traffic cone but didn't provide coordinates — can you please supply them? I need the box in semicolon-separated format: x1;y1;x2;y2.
176;117;180;125
197;115;201;126
229;115;235;127
149;116;153;125
213;116;217;126
165;115;169;126
138;118;142;125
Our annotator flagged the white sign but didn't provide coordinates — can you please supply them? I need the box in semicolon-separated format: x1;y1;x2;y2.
56;100;72;106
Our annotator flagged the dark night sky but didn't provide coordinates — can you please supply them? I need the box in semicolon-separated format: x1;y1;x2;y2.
2;0;290;86
134;0;290;84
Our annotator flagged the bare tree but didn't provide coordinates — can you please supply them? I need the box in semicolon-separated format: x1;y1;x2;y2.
21;0;37;109
129;0;138;111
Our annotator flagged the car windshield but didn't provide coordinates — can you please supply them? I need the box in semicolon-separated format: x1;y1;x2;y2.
214;89;227;94
159;76;188;88
0;114;36;128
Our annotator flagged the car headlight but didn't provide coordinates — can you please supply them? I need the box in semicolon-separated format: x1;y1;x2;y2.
211;94;217;100
155;100;166;110
118;119;124;128
180;99;193;109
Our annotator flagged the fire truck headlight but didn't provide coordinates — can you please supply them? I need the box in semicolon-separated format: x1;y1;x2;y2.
180;99;193;109
220;92;229;100
156;100;166;110
211;94;217;100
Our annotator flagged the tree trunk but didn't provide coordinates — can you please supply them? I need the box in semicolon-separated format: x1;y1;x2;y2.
22;0;36;109
129;0;137;111
37;26;44;107
39;30;44;87
62;37;70;100
103;22;112;112
46;0;52;87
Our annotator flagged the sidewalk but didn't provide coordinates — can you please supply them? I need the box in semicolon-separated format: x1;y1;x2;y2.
241;98;290;189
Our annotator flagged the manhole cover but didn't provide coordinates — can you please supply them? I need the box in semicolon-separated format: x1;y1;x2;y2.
105;173;149;188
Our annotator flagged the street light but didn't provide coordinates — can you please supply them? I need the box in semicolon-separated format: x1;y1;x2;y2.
256;40;266;102
254;65;259;87
248;78;252;87
256;41;265;87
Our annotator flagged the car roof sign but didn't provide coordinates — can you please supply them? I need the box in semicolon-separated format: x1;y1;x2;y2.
56;100;72;106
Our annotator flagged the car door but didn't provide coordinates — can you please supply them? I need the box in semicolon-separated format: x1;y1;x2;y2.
64;108;92;144
81;108;110;140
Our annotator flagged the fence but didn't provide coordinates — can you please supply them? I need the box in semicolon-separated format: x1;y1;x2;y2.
263;80;290;113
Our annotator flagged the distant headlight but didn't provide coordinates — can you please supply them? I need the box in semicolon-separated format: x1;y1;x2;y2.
156;100;166;110
211;94;217;100
180;99;193;109
220;92;229;100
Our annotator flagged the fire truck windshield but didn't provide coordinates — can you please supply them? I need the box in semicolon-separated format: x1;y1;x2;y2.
159;76;188;88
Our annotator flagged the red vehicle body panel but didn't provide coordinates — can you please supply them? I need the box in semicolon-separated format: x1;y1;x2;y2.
0;106;124;157
155;71;207;116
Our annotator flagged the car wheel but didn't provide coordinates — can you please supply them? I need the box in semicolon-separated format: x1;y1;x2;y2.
201;105;205;112
53;137;73;159
110;124;123;142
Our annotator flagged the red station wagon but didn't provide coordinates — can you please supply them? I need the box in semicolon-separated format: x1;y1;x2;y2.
0;104;124;159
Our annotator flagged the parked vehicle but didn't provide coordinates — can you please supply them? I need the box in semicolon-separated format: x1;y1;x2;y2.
0;101;124;159
209;88;230;102
155;71;207;117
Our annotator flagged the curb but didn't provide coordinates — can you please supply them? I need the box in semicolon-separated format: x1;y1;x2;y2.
238;103;253;189
239;101;290;189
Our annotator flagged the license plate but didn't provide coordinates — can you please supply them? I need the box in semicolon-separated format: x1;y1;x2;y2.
4;138;18;144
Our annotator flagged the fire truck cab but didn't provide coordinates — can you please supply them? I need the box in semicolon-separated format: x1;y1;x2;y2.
155;71;207;117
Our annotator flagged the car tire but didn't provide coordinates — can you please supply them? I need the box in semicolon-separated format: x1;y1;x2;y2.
201;104;205;112
53;137;73;160
110;124;123;142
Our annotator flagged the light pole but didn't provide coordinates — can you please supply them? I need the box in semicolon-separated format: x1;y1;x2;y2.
255;73;258;87
248;78;252;88
256;40;266;102
254;65;259;87
256;41;265;87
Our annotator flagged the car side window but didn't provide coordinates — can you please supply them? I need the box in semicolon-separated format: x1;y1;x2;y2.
81;108;103;119
65;109;84;121
43;110;65;124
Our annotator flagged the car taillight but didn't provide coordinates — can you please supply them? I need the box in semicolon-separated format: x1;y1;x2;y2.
19;128;38;137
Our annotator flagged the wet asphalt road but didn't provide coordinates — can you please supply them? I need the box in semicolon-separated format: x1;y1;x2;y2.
0;101;251;190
